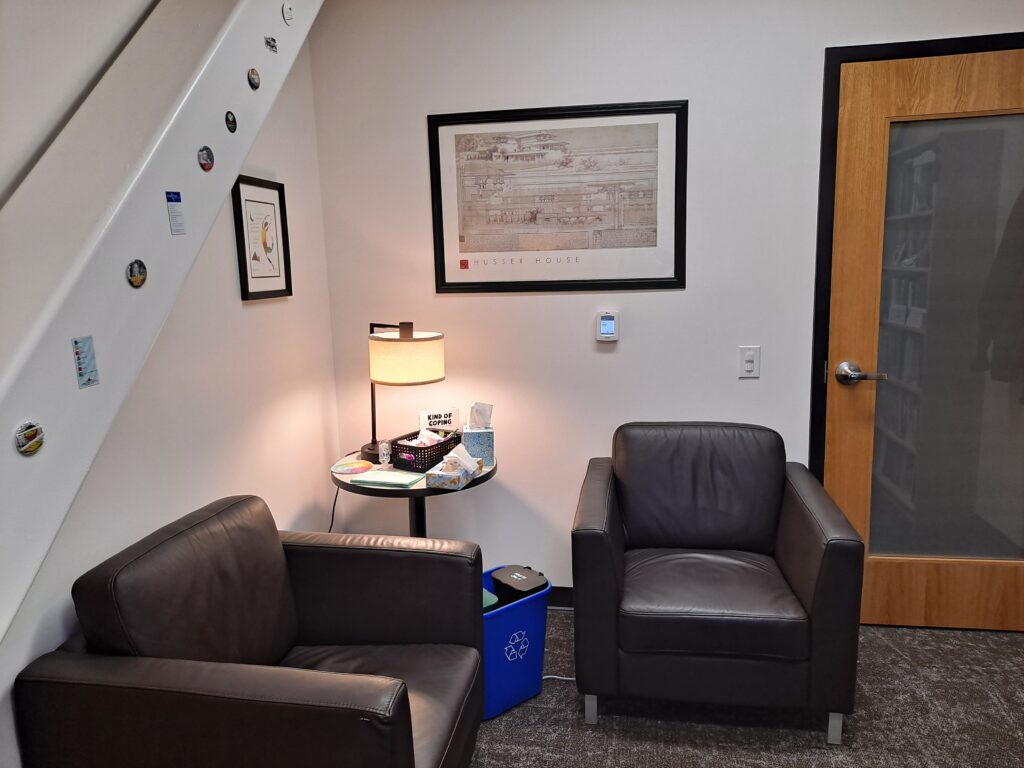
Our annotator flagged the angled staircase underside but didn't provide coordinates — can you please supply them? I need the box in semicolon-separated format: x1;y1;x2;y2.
0;0;323;644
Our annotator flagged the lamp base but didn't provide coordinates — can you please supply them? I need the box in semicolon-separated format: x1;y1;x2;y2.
360;441;379;464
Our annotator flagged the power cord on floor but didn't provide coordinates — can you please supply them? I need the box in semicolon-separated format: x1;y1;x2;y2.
542;675;576;681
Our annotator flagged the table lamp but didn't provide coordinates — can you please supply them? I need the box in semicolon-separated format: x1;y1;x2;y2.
361;321;445;462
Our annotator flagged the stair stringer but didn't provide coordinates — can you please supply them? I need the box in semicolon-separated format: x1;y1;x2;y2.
0;0;324;644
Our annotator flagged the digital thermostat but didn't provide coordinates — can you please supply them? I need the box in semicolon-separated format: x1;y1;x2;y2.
596;310;619;342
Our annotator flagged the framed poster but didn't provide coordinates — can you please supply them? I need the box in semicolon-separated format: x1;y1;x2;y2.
231;175;292;300
428;101;687;293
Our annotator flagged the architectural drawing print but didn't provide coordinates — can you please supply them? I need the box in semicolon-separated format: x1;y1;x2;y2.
454;124;658;253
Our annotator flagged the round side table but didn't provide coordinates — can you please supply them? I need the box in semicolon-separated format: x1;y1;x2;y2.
331;453;497;537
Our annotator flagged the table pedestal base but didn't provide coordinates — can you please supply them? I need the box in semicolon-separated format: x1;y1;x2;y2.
409;497;427;537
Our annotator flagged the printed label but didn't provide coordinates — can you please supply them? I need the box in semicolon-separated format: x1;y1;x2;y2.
72;336;99;389
419;408;459;431
166;191;185;235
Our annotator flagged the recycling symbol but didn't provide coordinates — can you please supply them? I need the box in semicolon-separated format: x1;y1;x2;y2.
504;630;529;661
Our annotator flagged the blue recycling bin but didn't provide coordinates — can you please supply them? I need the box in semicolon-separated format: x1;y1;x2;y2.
482;566;551;719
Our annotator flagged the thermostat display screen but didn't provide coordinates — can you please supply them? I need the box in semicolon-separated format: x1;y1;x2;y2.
596;310;619;341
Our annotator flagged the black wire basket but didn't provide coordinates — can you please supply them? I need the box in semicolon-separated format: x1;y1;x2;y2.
390;430;461;473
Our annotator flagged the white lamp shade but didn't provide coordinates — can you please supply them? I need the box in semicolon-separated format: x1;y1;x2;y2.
368;331;445;385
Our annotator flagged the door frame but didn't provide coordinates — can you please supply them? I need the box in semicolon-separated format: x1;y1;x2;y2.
808;31;1024;481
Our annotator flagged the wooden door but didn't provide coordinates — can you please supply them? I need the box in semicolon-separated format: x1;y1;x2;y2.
825;49;1024;630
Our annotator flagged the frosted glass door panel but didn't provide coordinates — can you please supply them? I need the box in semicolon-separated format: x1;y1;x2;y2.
870;114;1024;559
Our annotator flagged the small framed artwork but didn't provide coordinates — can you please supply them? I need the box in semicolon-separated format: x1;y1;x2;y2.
231;175;292;301
428;100;687;293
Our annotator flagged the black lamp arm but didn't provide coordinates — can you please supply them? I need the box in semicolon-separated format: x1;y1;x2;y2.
369;321;413;338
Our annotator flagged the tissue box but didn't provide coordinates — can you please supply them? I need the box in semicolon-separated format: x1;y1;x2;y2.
462;427;494;466
426;458;482;491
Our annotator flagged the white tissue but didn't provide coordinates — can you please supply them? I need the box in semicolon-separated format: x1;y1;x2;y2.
417;429;445;446
399;429;445;448
468;402;493;429
440;444;480;475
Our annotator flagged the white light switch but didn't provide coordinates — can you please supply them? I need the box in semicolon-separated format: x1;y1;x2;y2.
738;345;761;379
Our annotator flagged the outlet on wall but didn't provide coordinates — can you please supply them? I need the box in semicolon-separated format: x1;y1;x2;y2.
738;345;761;379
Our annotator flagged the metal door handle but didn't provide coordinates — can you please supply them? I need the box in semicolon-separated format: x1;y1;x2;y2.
835;360;888;385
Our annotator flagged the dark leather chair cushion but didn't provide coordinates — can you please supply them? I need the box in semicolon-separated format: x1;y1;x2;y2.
618;548;809;660
280;644;481;768
613;423;786;553
72;496;298;665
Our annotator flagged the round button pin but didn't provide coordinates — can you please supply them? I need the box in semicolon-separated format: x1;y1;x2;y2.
248;68;261;90
198;145;214;172
14;421;44;456
282;3;295;25
225;111;237;133
126;259;147;288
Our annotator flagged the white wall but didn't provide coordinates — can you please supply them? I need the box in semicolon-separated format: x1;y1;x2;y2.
308;0;1024;586
0;0;157;207
0;43;338;768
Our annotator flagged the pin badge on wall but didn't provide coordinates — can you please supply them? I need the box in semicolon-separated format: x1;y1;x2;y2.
14;421;44;456
248;68;261;90
281;3;295;25
225;111;237;133
126;259;147;288
264;37;278;54
197;146;215;172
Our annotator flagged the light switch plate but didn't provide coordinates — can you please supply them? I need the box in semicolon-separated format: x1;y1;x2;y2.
738;345;761;379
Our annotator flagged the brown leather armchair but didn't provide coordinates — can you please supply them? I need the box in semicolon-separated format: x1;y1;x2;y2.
572;423;864;744
15;496;483;768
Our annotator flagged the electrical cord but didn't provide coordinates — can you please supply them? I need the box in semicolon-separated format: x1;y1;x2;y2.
328;446;363;533
328;486;339;533
542;675;576;681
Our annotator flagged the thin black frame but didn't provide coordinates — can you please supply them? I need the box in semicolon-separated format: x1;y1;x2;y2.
231;174;293;301
427;101;688;293
808;32;1024;481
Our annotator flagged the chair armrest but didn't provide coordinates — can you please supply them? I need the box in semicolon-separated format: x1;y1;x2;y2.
280;531;482;651
571;457;625;696
15;650;413;768
774;462;864;712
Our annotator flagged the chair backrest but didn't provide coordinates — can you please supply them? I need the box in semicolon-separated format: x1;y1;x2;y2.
72;495;297;665
612;422;786;553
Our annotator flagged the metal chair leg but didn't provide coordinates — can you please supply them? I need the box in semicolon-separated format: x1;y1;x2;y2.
584;694;598;725
827;712;844;745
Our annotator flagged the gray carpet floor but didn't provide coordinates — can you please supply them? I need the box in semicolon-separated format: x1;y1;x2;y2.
471;609;1024;767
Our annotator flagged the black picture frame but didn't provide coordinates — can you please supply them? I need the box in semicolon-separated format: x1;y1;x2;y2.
428;101;687;293
231;175;292;301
